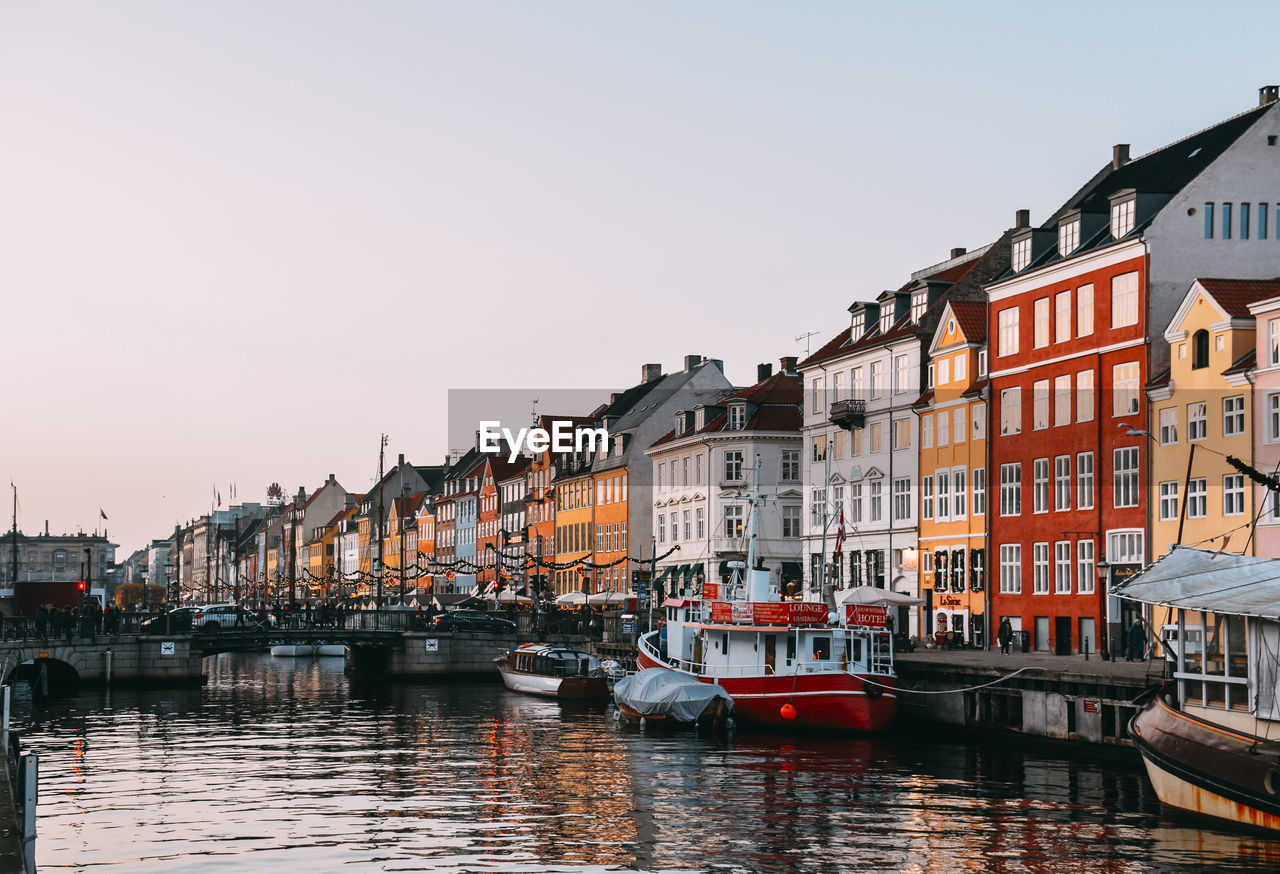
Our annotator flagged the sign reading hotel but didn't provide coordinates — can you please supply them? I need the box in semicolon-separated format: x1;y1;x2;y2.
478;420;609;463
845;605;888;628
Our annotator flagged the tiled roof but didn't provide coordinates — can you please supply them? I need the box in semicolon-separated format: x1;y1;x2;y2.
1146;368;1172;390
1197;278;1280;317
648;371;802;447
948;300;987;342
1223;348;1256;377
912;389;935;408
962;377;989;398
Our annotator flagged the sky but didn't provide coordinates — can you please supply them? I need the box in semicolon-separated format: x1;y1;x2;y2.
3;1;1280;555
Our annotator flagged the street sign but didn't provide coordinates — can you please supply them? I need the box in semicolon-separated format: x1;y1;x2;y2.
425;639;439;652
160;642;175;656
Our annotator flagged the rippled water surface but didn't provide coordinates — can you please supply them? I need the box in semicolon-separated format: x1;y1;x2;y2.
11;652;1280;872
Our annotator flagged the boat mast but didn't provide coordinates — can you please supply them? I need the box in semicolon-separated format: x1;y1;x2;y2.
745;454;760;578
10;484;17;589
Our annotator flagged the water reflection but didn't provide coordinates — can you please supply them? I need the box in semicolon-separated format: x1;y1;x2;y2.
10;652;1280;872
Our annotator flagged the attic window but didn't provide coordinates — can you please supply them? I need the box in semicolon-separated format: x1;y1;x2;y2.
911;292;928;323
880;308;893;334
1058;219;1079;256
851;313;863;339
675;413;685;436
1111;197;1136;239
727;405;746;431
1012;237;1031;272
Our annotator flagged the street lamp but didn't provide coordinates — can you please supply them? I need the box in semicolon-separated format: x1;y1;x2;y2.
1097;558;1111;660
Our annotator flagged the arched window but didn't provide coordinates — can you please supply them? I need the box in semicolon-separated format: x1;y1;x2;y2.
1192;329;1210;369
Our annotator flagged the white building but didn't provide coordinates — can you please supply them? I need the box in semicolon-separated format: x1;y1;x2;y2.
645;359;804;598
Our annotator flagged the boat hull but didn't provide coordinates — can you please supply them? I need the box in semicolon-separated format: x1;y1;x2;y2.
1131;690;1280;833
636;649;896;732
497;665;610;700
270;645;314;657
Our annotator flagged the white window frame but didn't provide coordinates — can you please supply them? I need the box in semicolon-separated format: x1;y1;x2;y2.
1054;541;1072;594
1000;463;1021;517
1033;542;1050;595
1077;284;1094;337
999;544;1022;594
998;307;1019;357
1187;478;1207;519
952;466;967;520
1114;446;1140;508
1000;387;1021;435
1111;271;1139;328
1033;458;1049;514
1077;451;1095;511
1054;374;1071;426
1188;402;1207;442
1223;395;1245;437
1077;539;1095;595
972;467;987;517
1159;407;1178;445
1224;474;1245;516
1034;297;1050;348
1159;481;1179;521
1113;362;1140;417
935;470;951;523
1054;455;1071;512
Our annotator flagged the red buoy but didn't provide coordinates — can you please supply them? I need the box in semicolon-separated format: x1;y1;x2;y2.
780;702;797;720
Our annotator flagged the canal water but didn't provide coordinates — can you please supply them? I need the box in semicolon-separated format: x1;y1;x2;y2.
11;652;1280;873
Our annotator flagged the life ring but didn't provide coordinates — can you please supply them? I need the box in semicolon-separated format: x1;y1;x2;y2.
862;677;884;698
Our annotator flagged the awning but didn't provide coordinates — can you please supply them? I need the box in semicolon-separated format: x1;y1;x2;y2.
1113;547;1280;620
835;586;924;607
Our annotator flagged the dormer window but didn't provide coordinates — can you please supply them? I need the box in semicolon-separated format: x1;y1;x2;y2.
727;404;746;431
911;291;928;323
851;313;864;340
1058;219;1080;256
1012;237;1032;272
1110;195;1136;239
695;407;705;430
880;308;894;334
675;412;685;436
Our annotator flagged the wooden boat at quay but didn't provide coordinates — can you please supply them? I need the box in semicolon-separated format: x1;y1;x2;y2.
1117;548;1280;833
613;666;733;730
495;644;611;700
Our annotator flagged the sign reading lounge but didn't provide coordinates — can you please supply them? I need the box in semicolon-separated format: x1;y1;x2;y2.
479;420;609;462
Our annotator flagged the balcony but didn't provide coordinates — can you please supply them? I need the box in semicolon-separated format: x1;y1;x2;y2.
713;536;747;554
829;399;866;431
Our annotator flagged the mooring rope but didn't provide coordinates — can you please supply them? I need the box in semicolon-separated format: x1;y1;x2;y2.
894;665;1049;695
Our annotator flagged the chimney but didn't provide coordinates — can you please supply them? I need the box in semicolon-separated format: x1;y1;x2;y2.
780;355;798;374
950;247;966;259
1261;85;1280;107
756;362;773;382
1015;208;1030;229
398;453;405;468
1112;143;1130;170
684;354;703;371
641;363;662;383
328;473;335;484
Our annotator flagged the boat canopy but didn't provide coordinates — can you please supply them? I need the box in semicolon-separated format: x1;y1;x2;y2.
1113;547;1280;620
613;668;732;722
835;587;924;607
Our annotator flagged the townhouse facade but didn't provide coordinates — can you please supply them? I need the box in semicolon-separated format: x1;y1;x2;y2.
1250;291;1280;556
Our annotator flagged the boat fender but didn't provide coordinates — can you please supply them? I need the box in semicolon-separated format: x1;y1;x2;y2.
780;702;797;720
863;678;884;698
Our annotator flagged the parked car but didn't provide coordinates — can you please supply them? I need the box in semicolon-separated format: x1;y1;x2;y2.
140;606;200;633
431;609;516;634
192;604;248;631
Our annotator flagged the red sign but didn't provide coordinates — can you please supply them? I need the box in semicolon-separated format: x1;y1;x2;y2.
845;605;888;627
702;583;720;601
710;602;733;623
1083;698;1100;713
706;601;829;626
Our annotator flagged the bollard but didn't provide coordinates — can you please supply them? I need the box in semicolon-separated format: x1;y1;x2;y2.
20;752;37;841
104;649;113;686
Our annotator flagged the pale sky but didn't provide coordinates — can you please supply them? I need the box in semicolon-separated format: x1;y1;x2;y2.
3;1;1279;555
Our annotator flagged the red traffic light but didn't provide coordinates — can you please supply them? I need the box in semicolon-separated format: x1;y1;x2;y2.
78;581;86;591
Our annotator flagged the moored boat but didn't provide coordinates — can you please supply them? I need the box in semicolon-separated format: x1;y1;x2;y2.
1116;547;1280;833
270;645;315;657
495;644;610;699
613;666;733;729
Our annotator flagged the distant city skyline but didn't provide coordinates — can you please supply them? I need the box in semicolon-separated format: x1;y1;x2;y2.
3;2;1279;552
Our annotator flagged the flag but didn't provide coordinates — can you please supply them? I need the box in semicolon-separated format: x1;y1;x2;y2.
217;489;222;508
100;509;108;520
833;508;846;558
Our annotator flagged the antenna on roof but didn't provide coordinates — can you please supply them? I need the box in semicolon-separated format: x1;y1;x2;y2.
795;331;819;358
530;397;540;425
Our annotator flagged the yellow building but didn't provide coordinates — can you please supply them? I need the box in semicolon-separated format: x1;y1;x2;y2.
553;464;594;596
1149;279;1270;560
915;301;989;645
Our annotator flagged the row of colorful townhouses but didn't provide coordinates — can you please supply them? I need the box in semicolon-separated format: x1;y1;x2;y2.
127;86;1280;658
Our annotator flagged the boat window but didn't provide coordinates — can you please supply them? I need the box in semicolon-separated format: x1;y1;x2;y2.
1174;609;1250;712
849;637;863;665
812;637;831;661
786;634;796;663
722;633;729;655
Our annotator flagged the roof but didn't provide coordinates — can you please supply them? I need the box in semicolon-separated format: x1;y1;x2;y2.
1145;368;1172;390
947;300;987;343
1196;277;1280;317
1114;547;1280;620
646;370;802;448
1223;348;1256;377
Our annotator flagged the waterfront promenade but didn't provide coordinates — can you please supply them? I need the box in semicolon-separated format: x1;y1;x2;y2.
898;646;1169;682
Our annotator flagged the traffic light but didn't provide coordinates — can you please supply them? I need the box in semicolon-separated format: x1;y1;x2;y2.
78;581;86;592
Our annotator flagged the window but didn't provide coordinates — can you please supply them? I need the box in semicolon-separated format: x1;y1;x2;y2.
1000;463;1021;516
972;467;987;516
1271;319;1280;366
852;366;864;400
1204;202;1215;239
812;377;825;413
894;355;910;394
1188;402;1207;441
998;308;1019;356
870;361;883;399
954;354;967;382
1077;285;1094;336
1223;202;1233;239
1033;458;1049;513
782;505;801;538
1058;220;1079;257
1000;387;1022;435
657;514;666;544
1111;271;1139;329
811;488;826;525
1033;542;1050;595
1034;298;1050;348
1033;380;1050;430
1224;474;1245;516
1012;237;1031;272
781;450;800;481
1077;370;1094;422
953;407;966;444
1077;451;1095;510
727;405;745;430
696;507;704;539
1054;374;1071;426
894;419;912;451
1106;529;1144;565
911;291;928;322
1192;329;1209;369
724;450;744;482
812;435;826;462
1159;407;1178;445
1242;202;1252;240
1187;478;1207;518
978;350;988;377
1223;396;1245;437
1077;539;1095;595
1111;197;1135;239
922;476;933;521
831;372;844;403
683;510;691;540
935;470;950;523
953;467;967;519
880;307;894;334
870;423;882;453
937;357;950;386
1113;362;1140;416
893;478;912;521
1000;544;1022;594
973;405;986;440
922;415;933;449
1054;455;1071;511
724;506;744;538
937;410;950;446
927;362;934;388
1054;291;1071;343
1114;447;1140;508
849;483;862;524
1159;482;1179;521
1270;394;1280;442
1262;202;1270;240
869;481;883;523
1055;542;1072;594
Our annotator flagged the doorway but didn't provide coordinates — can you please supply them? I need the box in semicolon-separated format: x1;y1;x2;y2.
764;634;776;675
1054;616;1072;655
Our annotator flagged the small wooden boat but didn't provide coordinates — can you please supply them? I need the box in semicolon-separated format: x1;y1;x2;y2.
613;667;733;730
270;645;314;657
495;644;610;700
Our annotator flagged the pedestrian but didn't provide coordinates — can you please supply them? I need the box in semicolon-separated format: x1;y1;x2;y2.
997;617;1014;655
1127;618;1146;661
